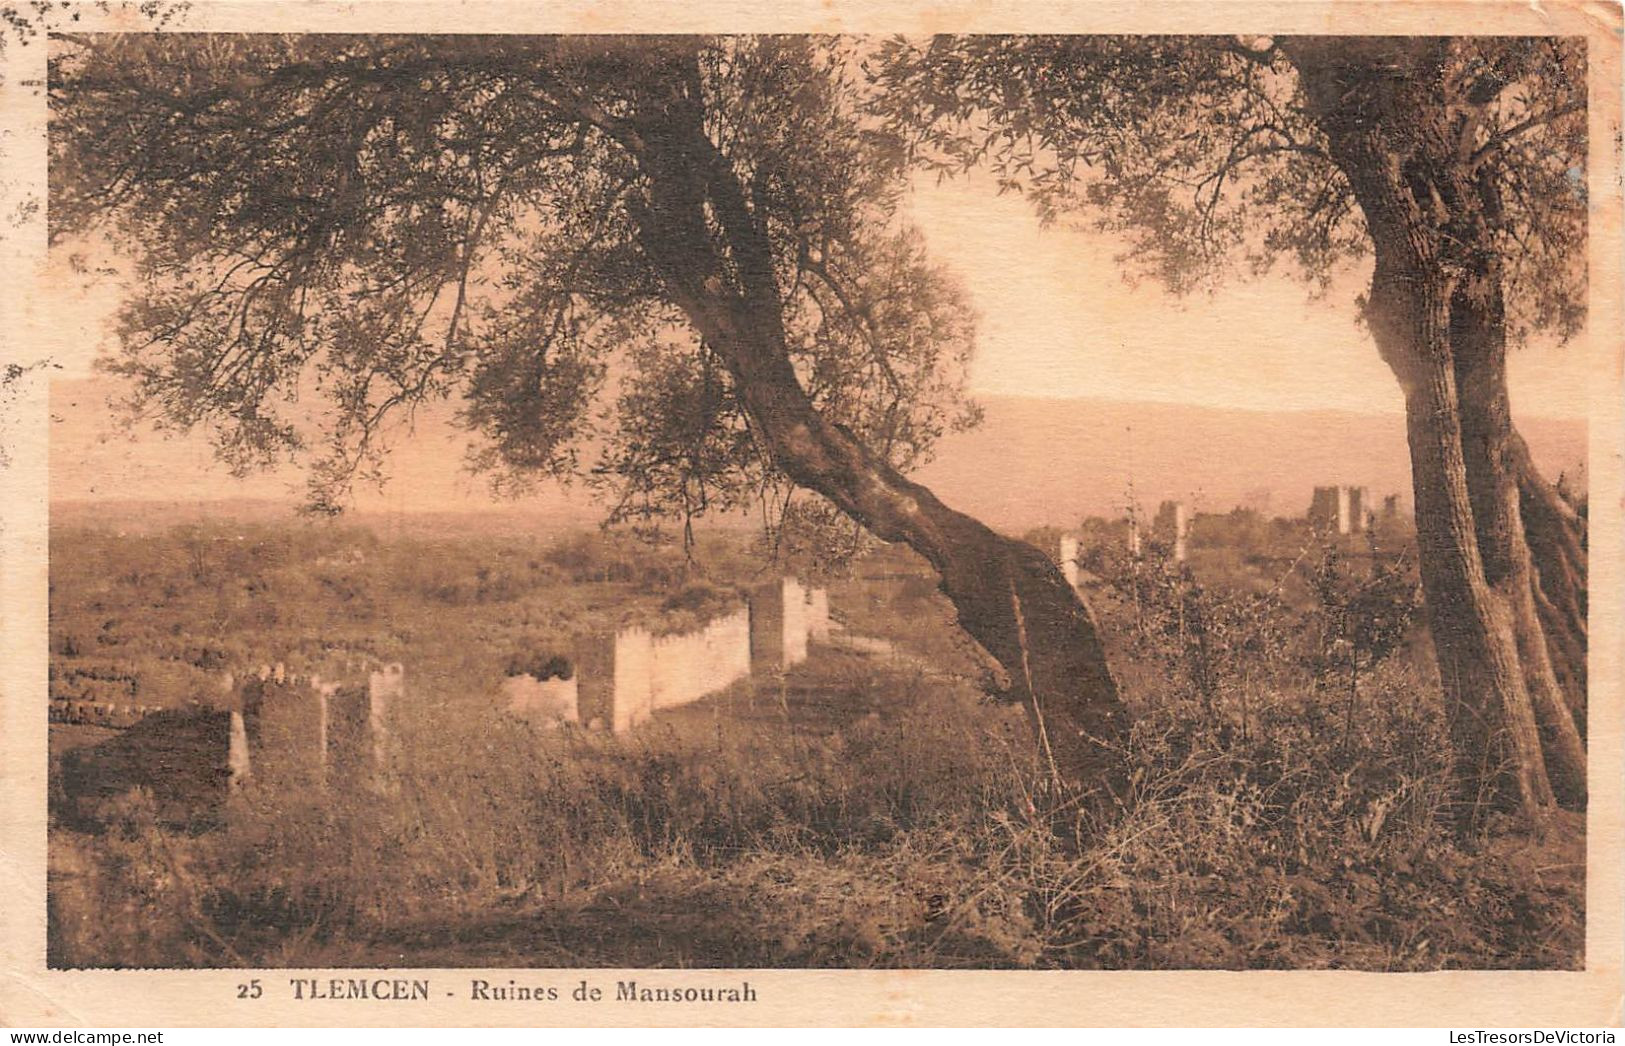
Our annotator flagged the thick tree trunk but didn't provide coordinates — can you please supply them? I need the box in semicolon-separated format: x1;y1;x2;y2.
1450;282;1587;806
625;87;1128;810
1379;269;1556;819
1286;38;1578;820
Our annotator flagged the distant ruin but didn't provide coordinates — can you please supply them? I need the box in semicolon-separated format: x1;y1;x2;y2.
1308;485;1373;534
1059;535;1081;587
1155;500;1189;563
1056;501;1181;585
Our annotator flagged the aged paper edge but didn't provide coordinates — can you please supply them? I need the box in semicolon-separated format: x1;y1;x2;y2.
1;0;1621;1028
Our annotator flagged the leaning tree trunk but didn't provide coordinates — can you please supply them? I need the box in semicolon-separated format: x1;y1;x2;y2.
1286;37;1576;821
623;86;1128;810
1512;431;1588;728
1449;275;1586;807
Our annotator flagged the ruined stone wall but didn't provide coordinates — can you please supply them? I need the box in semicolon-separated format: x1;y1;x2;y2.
563;580;829;734
56;576;843;813
1308;485;1373;534
577;627;653;733
651;608;751;712
1347;486;1371;533
238;661;403;790
751;577;814;672
503;674;580;726
1309;486;1343;532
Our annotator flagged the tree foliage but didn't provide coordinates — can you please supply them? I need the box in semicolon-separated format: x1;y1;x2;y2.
52;34;979;527
871;35;1586;341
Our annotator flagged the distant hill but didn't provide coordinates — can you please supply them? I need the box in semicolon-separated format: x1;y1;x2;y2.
48;376;609;531
49;377;1585;537
47;497;623;539
912;395;1587;534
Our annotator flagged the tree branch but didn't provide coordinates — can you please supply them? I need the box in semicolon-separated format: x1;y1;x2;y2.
1471;101;1585;168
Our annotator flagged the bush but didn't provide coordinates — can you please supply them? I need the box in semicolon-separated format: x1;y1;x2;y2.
505;652;573;681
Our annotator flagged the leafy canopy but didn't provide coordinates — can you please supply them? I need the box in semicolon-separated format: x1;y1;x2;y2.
869;35;1586;341
52;34;979;527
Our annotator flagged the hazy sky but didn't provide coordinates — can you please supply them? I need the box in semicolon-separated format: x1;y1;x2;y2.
45;165;1592;511
48;169;1588;421
906;172;1589;420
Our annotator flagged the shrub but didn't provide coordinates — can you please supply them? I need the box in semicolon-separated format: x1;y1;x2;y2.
504;652;573;681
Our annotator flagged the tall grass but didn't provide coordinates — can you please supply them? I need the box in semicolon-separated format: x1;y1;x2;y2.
47;522;1584;970
49;656;1581;970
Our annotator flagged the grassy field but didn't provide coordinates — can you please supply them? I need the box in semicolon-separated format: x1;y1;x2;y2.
46;513;1584;969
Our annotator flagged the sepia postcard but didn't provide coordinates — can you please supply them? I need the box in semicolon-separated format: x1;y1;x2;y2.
1;0;1621;1028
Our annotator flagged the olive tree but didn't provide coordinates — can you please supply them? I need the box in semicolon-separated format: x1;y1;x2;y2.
52;34;1128;802
874;34;1589;818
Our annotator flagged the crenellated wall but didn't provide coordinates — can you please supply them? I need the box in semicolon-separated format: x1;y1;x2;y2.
651;607;751;712
577;626;653;733
507;579;831;734
240;661;404;790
